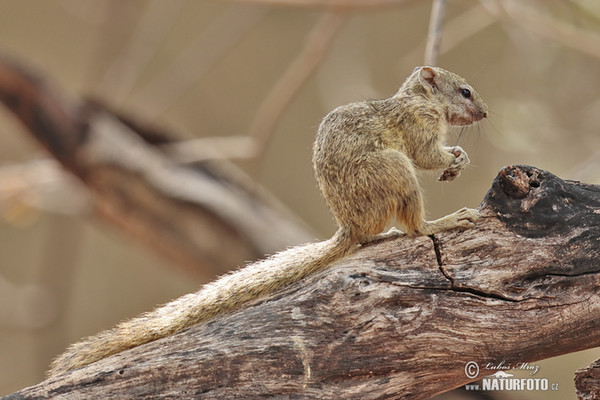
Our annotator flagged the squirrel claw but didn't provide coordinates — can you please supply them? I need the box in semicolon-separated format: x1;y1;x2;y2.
438;169;459;181
439;146;469;181
455;207;480;227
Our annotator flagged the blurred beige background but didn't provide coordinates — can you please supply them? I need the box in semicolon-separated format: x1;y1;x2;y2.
0;0;599;398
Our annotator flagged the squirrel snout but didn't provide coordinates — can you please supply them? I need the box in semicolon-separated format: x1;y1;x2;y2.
481;103;489;119
470;106;488;122
473;105;488;121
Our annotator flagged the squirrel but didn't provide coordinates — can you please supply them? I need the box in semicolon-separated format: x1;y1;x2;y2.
48;66;487;376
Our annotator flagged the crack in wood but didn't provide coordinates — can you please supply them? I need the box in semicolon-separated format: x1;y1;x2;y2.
429;234;452;283
429;234;520;303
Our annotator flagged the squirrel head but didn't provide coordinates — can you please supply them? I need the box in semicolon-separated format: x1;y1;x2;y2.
398;66;488;126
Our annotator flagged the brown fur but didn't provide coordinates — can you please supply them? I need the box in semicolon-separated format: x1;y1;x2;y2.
48;66;487;376
314;66;487;236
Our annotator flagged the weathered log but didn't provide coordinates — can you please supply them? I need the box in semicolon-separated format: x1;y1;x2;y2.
3;165;600;399
0;56;312;277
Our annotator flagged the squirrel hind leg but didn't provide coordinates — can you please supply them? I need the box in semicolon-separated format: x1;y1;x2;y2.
415;207;480;236
397;187;426;237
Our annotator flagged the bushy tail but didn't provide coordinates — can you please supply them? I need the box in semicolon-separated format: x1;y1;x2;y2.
48;229;356;376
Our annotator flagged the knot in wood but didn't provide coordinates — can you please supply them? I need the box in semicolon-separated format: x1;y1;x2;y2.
499;165;542;199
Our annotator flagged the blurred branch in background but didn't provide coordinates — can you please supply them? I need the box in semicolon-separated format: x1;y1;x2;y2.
0;55;313;279
424;0;446;66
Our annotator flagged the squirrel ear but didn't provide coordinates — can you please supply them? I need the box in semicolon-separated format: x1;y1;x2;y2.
418;66;437;92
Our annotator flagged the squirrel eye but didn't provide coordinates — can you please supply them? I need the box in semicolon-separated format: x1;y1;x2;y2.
460;88;471;99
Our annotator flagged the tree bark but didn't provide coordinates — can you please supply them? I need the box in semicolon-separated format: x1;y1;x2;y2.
576;359;600;400
3;164;600;399
0;55;312;278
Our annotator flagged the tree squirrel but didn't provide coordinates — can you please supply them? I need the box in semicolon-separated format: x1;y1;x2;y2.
48;66;487;376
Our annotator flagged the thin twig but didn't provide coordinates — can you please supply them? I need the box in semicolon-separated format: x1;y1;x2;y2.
424;0;447;66
247;11;346;167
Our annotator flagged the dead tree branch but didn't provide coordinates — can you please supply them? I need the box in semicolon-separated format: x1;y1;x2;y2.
4;165;600;399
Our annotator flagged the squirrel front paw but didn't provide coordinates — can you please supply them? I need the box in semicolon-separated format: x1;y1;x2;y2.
439;146;470;182
452;207;480;229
